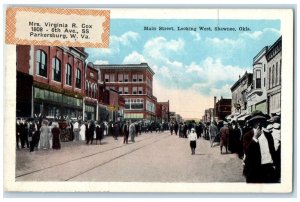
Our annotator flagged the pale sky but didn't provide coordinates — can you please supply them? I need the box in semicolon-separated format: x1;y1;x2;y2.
86;19;281;119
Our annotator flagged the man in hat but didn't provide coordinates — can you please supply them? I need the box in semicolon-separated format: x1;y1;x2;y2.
243;110;277;183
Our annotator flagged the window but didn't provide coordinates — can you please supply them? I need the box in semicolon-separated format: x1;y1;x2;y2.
269;67;271;89
36;50;47;77
124;74;129;82
264;78;266;87
76;68;81;89
52;58;61;82
264;64;266;72
66;63;72;86
272;65;275;87
275;62;278;85
118;87;123;94
138;87;143;94
132;87;137;94
256;70;261;89
105;74;109;82
110;74;115;82
85;82;89;96
118;74;123;82
138;74;143;82
124;87;129;94
132;74;137;82
279;59;282;85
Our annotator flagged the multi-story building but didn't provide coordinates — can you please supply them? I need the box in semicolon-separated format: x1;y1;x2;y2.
247;46;269;114
230;72;253;116
215;96;232;121
16;45;87;119
95;63;157;122
156;101;170;123
267;36;282;115
84;63;99;120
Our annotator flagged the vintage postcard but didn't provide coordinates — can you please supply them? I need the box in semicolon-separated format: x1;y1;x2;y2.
4;7;294;192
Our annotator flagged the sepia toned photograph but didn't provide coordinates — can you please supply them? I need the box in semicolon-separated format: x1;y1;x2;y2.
4;7;294;192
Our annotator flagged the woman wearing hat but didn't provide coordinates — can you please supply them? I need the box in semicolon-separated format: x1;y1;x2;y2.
189;128;197;155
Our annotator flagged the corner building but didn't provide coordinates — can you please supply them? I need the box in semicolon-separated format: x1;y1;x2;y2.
95;63;156;122
16;45;87;119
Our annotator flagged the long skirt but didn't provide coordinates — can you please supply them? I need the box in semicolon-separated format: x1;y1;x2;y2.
190;141;196;149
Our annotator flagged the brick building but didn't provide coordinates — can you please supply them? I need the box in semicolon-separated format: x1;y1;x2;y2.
94;63;157;121
156;101;170;123
215;96;232;121
84;63;99;120
16;45;87;119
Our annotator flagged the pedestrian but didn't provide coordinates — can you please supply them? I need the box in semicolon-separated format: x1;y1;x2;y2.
170;122;174;135
95;121;103;145
129;123;136;143
33;120;41;150
28;118;37;152
73;120;80;141
20;118;29;149
243;110;277;183
123;122;129;144
39;120;50;149
48;121;53;148
189;128;197;155
114;122;119;140
174;121;179;136
183;122;188;138
87;120;96;144
209;121;218;147
79;121;86;141
220;122;230;154
16;118;21;149
51;122;61;150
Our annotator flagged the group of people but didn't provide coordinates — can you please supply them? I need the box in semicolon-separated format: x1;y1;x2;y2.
173;110;281;183
16;118;61;152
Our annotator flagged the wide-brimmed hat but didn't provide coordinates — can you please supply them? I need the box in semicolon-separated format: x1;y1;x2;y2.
223;121;228;125
268;115;280;123
248;110;270;123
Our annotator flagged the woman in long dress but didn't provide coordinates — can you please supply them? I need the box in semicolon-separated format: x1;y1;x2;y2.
52;122;61;150
79;123;86;141
39;120;50;149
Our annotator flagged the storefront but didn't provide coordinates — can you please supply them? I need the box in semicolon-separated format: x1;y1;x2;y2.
84;102;97;121
16;72;33;118
33;86;83;119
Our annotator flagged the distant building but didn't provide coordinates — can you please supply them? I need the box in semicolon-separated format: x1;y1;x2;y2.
230;72;253;116
247;46;269;114
95;63;157;122
202;108;214;123
84;63;99;121
266;36;282;115
156;101;170;123
215;96;232;121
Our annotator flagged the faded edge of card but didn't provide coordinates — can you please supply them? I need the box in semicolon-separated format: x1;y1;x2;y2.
3;8;294;193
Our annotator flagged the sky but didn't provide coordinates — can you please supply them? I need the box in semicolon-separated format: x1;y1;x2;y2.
86;19;281;119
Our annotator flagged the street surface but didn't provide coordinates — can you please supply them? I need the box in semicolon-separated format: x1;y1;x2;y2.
16;131;245;182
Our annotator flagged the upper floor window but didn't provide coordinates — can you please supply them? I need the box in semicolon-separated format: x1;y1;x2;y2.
269;67;272;89
275;62;279;85
66;63;72;86
138;74;143;82
76;68;81;89
132;87;137;94
132;74;137;82
272;65;275;87
52;57;61;82
256;70;261;88
36;50;47;77
124;87;129;94
138;87;143;94
118;87;123;94
104;74;109;82
118;74;123;82
124;74;129;82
